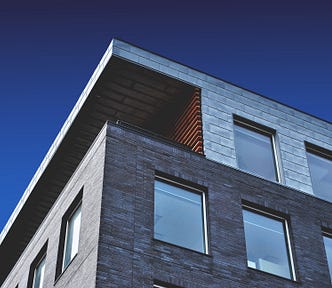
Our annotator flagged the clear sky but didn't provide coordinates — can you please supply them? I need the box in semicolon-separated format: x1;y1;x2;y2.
0;0;331;231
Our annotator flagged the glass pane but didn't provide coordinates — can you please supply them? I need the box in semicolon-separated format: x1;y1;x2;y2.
63;204;82;269
307;151;332;202
234;124;277;181
154;180;205;253
32;256;45;288
243;209;292;279
323;235;332;282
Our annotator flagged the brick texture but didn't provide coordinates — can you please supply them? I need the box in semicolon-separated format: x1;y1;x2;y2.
96;123;332;288
2;125;107;288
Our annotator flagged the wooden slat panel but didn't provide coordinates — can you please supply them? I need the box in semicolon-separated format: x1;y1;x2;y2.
167;89;204;154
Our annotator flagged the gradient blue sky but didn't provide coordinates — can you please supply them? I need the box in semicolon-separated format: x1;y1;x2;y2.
0;0;331;231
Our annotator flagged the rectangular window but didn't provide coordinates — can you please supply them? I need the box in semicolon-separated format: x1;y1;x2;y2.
56;191;83;278
242;207;295;280
63;203;82;269
154;177;208;253
306;144;332;202
323;233;332;283
28;243;47;288
234;117;279;182
32;257;46;288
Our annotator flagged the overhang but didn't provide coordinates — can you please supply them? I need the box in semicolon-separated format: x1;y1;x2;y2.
0;39;198;284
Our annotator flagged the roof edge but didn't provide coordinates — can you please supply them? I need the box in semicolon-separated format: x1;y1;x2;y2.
1;37;331;245
0;39;118;245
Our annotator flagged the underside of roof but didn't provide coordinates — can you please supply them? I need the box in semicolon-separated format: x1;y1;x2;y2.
0;49;199;284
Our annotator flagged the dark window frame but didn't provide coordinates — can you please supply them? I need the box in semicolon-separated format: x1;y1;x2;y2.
322;230;332;284
55;189;83;280
27;242;48;288
233;115;281;182
242;204;296;280
305;142;332;200
154;174;209;254
306;142;332;161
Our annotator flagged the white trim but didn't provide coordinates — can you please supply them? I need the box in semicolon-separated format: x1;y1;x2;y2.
233;119;282;183
243;205;296;280
155;176;209;254
62;202;82;271
32;255;46;288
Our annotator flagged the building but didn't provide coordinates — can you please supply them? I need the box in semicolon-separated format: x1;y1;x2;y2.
1;39;332;288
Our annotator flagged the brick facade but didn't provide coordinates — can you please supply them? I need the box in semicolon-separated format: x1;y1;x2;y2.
1;39;331;288
96;123;332;288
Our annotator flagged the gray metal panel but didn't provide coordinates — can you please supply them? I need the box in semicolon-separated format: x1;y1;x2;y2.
111;39;332;197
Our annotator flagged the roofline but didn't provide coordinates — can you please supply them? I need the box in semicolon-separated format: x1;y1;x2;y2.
1;37;330;245
115;38;331;125
0;40;117;244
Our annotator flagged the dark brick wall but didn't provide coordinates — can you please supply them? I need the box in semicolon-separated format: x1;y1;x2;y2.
4;122;331;288
97;123;332;288
2;125;107;288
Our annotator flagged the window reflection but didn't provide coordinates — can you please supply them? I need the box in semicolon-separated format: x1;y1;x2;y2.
243;208;294;279
63;204;82;270
32;256;45;288
154;179;207;253
323;234;332;283
234;123;278;182
307;150;332;202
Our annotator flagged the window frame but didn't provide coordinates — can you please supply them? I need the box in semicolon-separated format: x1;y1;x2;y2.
153;281;182;288
27;242;48;288
233;116;281;183
322;231;332;283
242;205;296;280
305;142;332;200
154;175;209;254
62;202;82;270
32;256;46;288
55;190;83;280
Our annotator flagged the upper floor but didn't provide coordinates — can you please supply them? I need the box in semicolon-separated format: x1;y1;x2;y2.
0;38;331;285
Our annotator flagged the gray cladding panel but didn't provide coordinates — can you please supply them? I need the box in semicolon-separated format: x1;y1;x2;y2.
112;40;332;198
201;86;332;195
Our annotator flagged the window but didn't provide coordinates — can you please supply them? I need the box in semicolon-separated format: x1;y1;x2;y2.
56;191;82;278
154;177;208;253
234;117;279;182
242;207;295;280
306;144;332;202
63;203;81;269
28;243;47;288
32;256;46;288
323;233;332;283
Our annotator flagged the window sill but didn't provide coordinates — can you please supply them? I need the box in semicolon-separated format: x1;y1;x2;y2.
247;266;300;284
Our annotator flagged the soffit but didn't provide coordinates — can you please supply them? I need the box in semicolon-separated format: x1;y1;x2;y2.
0;55;195;284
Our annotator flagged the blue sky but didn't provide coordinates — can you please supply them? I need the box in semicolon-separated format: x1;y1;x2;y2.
0;0;331;231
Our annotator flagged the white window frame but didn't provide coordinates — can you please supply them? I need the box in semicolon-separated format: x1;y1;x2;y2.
234;117;282;183
155;175;209;254
32;255;46;288
242;205;296;280
62;201;82;271
306;143;332;199
322;231;332;283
